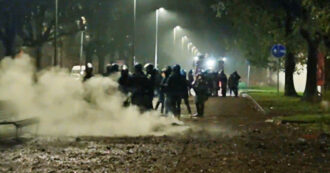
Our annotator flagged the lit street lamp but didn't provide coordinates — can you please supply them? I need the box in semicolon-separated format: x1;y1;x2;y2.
78;16;87;74
181;36;188;49
187;42;193;52
173;26;181;44
155;7;165;68
133;0;137;65
54;0;58;66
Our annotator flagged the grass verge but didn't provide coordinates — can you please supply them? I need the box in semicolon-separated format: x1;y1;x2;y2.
248;91;330;134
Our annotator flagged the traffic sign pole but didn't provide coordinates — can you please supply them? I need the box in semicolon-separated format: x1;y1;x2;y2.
277;58;280;96
271;44;286;96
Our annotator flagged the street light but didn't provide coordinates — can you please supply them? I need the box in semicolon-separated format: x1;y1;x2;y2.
54;0;58;66
155;7;165;68
133;0;137;65
173;26;181;44
187;42;193;51
78;16;87;74
181;36;188;49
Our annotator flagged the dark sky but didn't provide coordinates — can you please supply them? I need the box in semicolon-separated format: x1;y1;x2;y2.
133;0;229;65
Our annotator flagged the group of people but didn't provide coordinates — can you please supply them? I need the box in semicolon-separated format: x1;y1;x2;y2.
218;71;241;97
83;62;241;118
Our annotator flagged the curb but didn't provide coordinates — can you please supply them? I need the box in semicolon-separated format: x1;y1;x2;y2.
240;92;266;115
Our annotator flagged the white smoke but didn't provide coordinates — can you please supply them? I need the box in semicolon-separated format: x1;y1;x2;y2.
0;54;186;136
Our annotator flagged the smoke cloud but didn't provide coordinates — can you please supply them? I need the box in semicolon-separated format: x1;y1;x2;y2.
0;55;186;137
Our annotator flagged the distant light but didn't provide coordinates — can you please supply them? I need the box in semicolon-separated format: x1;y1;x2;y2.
206;59;216;69
222;57;227;61
175;26;181;30
158;7;165;12
194;57;199;61
87;63;93;68
81;16;87;25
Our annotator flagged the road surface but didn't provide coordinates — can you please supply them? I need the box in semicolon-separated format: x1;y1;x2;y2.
0;97;329;172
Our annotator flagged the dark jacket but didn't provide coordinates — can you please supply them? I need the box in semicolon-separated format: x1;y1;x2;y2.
166;72;187;97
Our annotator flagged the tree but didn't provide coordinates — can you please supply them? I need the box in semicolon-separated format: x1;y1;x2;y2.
18;0;82;69
299;0;330;100
212;0;301;96
79;0;133;73
212;0;329;100
0;0;25;57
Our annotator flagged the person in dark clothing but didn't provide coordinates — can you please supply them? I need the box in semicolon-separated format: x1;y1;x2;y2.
219;70;228;97
118;66;130;95
118;66;131;107
83;63;94;82
228;71;241;97
192;73;209;117
188;70;194;87
165;64;187;118
181;70;192;115
187;70;194;96
155;68;166;113
144;63;156;110
160;66;172;114
154;69;162;97
104;63;119;76
130;63;149;111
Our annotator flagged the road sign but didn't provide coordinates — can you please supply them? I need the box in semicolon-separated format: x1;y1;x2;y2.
271;44;286;58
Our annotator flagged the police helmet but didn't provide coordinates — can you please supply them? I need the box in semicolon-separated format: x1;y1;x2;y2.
134;63;143;72
173;64;181;73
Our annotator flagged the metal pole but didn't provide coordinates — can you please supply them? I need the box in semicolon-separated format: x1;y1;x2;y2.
277;58;280;96
54;0;58;66
155;10;159;68
133;0;136;65
248;65;250;87
79;31;84;73
173;28;176;45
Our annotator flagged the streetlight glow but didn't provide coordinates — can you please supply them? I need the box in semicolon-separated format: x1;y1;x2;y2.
173;26;181;44
174;26;181;30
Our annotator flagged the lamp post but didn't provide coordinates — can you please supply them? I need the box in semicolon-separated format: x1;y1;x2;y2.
133;0;136;65
181;36;188;49
54;0;58;66
155;7;164;68
79;16;87;74
173;26;181;44
187;42;193;53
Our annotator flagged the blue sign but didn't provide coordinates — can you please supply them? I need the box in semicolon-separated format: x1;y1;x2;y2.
271;44;286;58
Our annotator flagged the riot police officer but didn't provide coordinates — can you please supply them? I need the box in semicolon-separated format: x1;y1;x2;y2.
118;65;131;95
144;63;156;110
130;63;148;110
166;64;187;118
83;63;94;82
228;71;241;97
